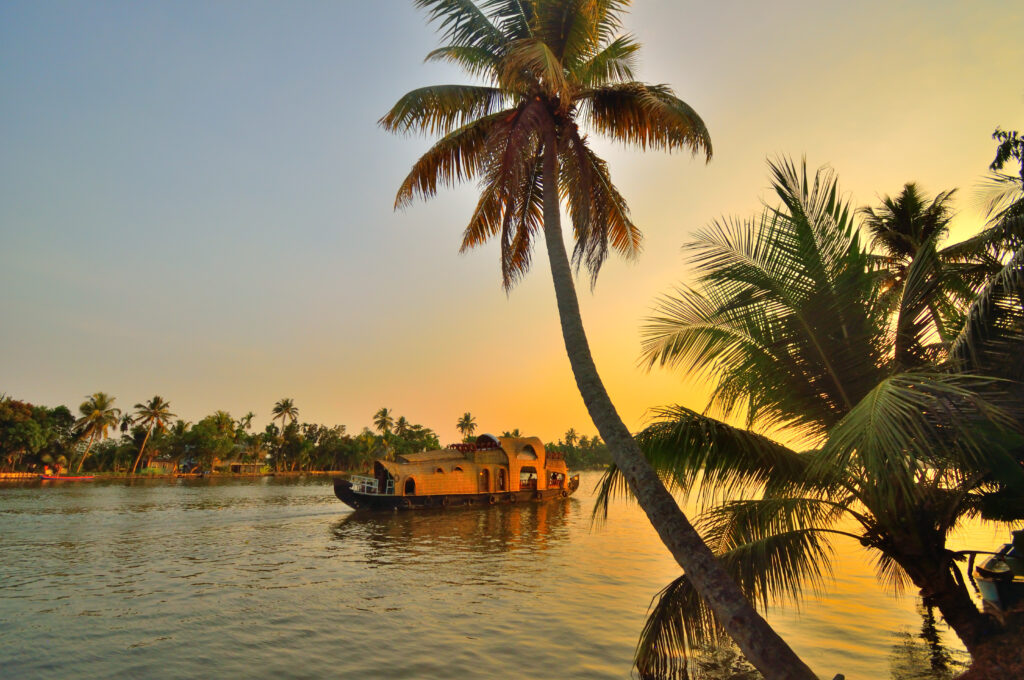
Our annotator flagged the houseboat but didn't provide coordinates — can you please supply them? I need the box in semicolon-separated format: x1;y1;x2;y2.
334;434;580;511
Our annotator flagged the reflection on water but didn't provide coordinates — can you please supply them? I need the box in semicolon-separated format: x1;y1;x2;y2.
888;606;969;680
0;474;977;679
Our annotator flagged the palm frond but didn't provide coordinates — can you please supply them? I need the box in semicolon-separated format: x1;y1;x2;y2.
818;371;1020;505
425;45;501;81
498;37;571;101
574;34;638;87
635;575;720;680
414;0;505;52
395;111;509;209
380;85;507;137
560;129;641;285
949;245;1024;381
636;518;835;680
580;82;711;158
456;99;548;289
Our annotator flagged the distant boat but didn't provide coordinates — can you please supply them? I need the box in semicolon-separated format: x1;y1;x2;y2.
39;475;95;481
334;434;579;511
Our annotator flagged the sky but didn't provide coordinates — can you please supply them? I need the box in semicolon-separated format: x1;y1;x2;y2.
2;0;1022;445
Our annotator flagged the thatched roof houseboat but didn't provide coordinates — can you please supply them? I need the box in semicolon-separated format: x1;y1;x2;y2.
334;434;579;511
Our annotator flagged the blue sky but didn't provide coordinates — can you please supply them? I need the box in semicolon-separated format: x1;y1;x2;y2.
2;1;1022;443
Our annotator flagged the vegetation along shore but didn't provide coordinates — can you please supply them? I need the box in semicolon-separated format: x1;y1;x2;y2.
0;395;610;477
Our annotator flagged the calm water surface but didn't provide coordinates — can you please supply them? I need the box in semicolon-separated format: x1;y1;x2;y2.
0;473;994;679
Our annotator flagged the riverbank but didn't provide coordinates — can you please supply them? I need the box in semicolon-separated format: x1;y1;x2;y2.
0;470;350;482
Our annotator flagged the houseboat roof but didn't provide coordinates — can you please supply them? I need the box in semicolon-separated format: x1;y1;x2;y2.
396;450;465;464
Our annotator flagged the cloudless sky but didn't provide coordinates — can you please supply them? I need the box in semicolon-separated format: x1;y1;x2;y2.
2;1;1022;444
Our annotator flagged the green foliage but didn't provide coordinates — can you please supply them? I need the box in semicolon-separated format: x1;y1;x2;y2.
546;431;610;469
607;153;1024;676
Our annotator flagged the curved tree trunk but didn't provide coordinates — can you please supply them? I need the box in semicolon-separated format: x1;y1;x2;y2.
130;425;153;475
539;132;817;680
75;432;97;473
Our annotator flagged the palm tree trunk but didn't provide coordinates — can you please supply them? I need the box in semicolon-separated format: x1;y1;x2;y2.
75;432;97;473
539;131;817;680
130;425;153;475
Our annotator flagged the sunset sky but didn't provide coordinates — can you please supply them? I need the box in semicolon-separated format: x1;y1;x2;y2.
2;1;1022;444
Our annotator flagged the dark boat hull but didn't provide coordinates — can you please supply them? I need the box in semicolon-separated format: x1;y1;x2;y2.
334;476;579;511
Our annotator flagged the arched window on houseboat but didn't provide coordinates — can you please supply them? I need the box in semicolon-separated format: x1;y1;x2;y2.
405;478;416;495
479;468;490;492
519;466;538;491
497;469;506;491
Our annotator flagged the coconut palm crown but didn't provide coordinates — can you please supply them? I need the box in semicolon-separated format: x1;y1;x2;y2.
272;399;299;436
74;392;121;472
381;0;710;289
130;395;176;474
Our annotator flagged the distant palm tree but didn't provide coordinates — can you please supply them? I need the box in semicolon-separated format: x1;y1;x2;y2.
272;399;299;437
130;396;176;474
394;416;410;437
373;407;394;437
119;413;133;436
74;392;121;472
380;5;810;677
859;183;988;350
456;412;476;440
564;428;578;447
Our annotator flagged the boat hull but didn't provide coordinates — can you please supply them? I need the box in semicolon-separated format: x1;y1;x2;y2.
334;476;579;511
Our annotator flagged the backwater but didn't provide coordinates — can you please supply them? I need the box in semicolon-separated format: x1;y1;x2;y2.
0;472;998;678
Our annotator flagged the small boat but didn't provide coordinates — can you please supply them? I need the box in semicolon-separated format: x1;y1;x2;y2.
974;531;1024;618
334;434;579;511
39;475;95;481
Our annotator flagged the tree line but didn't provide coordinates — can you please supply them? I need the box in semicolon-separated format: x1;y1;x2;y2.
1;397;613;474
0;397;449;474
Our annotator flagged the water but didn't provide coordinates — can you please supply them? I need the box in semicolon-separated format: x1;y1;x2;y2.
0;473;986;679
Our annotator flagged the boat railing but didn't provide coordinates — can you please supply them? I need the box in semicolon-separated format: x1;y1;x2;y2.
350;475;394;495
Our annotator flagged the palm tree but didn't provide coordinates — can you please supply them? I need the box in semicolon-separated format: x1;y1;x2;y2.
394;416;411;437
74;392;121;472
372;407;394;437
456;412;477;440
129;396;176;474
272;399;299;437
119;413;133;437
607;157;1024;676
564;427;578;448
858;183;995;351
380;4;814;677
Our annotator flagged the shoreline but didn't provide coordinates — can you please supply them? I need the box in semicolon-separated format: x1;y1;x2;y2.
0;470;350;483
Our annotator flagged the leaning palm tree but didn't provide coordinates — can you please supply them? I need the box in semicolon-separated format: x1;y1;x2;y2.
456;412;477;440
381;2;814;677
74;392;121;472
130;396;176;474
607;157;1024;677
271;398;299;437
